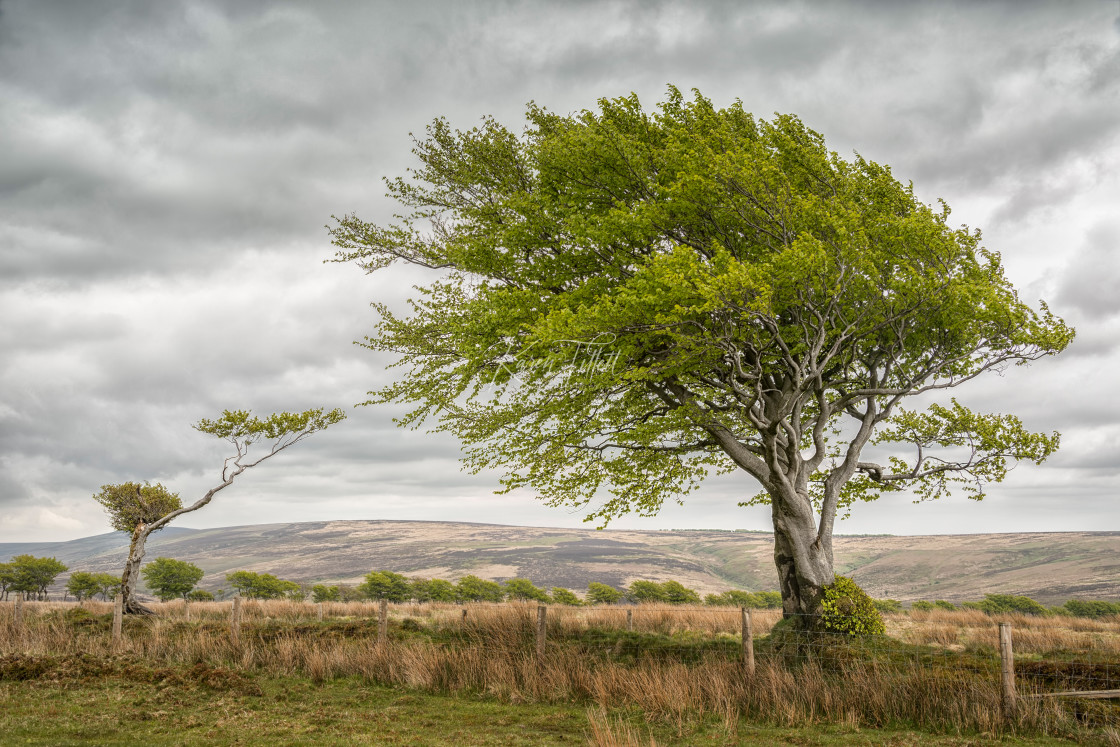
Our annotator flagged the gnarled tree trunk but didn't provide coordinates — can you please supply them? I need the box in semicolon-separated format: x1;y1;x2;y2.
119;523;156;615
771;490;835;628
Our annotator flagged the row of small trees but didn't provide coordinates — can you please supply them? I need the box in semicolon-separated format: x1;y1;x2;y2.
305;572;787;608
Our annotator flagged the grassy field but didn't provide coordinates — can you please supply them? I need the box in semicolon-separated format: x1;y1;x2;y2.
2;600;1118;745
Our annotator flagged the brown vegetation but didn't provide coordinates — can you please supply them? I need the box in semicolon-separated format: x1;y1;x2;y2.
2;600;1118;742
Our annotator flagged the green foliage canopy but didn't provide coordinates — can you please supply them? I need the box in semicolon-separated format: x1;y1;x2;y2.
141;557;204;601
359;571;412;602
586;582;623;605
503;578;550;602
455;575;505;602
226;571;301;600
92;482;182;533
6;555;68;599
330;87;1071;534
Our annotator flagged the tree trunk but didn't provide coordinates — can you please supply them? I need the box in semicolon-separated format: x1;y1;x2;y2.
771;492;834;630
120;524;156;616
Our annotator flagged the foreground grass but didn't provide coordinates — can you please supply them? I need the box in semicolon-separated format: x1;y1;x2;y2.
3;602;1118;744
0;659;1087;746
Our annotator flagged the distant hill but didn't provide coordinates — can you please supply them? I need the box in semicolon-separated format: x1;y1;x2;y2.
4;521;1117;604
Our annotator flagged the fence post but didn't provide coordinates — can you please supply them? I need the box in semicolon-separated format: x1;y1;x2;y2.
536;605;548;656
112;593;123;646
230;596;242;645
999;622;1016;711
184;600;190;622
626;608;633;632
378;598;388;644
14;593;23;629
317;602;324;622
742;608;755;677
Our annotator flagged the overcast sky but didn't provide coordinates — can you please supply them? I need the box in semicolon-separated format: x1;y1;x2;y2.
2;0;1119;543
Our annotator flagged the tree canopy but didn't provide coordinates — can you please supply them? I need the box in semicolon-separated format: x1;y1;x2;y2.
141;557;204;601
93;482;182;534
5;555;68;600
331;88;1071;620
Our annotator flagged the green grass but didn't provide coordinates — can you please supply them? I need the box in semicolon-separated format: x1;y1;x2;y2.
0;659;1086;746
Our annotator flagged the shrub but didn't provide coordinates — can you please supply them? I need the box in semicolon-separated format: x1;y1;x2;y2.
873;598;902;613
455;575;504;602
934;600;957;610
359;571;412;602
661;580;700;605
412;578;457;603
1061;599;1120;618
550;587;583;606
626;580;668;604
818;576;885;636
311;584;340;603
911;600;935;611
187;589;215;601
504;578;550;602
586;582;623;605
975;593;1049;616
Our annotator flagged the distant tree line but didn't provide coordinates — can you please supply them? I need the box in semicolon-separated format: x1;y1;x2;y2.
6;553;1116;619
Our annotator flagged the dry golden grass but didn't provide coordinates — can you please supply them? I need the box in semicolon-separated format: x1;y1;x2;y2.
2;599;1117;740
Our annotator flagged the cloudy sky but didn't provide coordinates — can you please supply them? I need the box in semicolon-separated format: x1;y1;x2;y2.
2;1;1119;543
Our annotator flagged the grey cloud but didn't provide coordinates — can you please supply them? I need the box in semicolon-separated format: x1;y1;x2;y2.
1056;221;1120;318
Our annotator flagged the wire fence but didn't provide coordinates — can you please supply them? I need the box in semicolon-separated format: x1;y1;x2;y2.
2;597;1118;735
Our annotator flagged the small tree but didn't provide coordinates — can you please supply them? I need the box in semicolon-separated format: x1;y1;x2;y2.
412;578;457;603
359;571;412;602
550;587;583;606
66;572;103;602
94;407;344;615
455;575;504;602
504;578;550;602
626;580;669;604
311;584;341;603
187;589;215;601
586;582;623;605
94;573;122;601
226;571;300;600
7;555;68;600
141;557;204;601
661;580;700;605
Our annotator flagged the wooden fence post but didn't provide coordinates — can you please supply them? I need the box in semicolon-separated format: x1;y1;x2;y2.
112;594;123;646
14;593;23;629
999;622;1016;711
184;600;190;622
317;603;324;622
378;598;388;644
742;608;755;677
230;596;242;645
626;608;633;632
536;605;548;656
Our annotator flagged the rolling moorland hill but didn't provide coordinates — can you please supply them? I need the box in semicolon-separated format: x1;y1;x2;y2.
3;520;1118;604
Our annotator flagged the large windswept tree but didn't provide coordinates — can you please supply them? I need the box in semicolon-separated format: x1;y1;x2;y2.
95;408;345;614
330;88;1072;624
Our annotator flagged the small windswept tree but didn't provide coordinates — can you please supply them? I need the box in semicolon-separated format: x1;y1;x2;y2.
94;407;345;615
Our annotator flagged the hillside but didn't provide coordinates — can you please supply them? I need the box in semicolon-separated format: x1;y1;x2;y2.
3;521;1117;604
